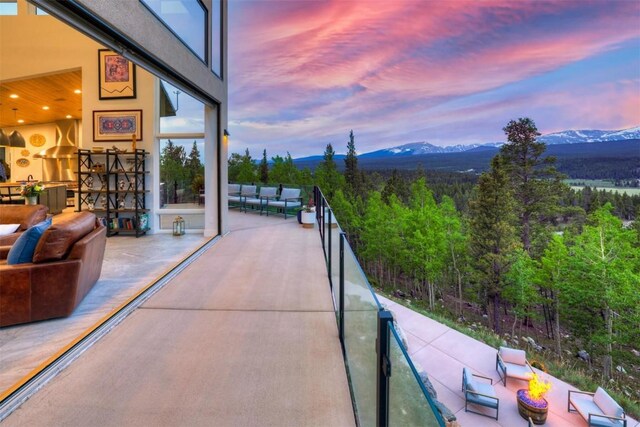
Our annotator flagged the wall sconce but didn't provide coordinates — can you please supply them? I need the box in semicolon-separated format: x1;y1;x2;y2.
223;129;229;144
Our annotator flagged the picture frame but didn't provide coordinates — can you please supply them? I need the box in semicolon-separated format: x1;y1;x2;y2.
98;49;137;99
93;110;143;142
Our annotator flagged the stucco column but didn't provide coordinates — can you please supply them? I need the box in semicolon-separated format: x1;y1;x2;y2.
204;105;219;237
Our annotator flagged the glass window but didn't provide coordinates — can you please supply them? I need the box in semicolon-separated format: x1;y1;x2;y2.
159;80;205;133
35;7;49;15
211;0;222;77
140;0;206;62
0;1;17;15
159;138;205;209
158;80;205;211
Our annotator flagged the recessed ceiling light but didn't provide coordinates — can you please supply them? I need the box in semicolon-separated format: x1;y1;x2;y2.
9;94;18;99
66;115;73;119
42;106;50;110
74;89;82;94
17;119;25;124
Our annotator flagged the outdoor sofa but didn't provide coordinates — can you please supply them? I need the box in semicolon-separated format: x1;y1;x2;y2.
568;387;627;427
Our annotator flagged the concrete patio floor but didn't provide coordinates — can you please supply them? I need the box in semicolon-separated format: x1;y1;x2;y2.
2;210;354;426
379;295;639;427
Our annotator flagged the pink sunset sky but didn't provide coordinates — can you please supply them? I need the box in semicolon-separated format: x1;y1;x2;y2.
228;0;640;158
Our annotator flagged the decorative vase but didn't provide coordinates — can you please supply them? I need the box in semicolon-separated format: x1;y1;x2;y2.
24;196;38;205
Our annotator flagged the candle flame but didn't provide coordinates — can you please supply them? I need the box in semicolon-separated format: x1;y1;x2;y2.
528;374;551;401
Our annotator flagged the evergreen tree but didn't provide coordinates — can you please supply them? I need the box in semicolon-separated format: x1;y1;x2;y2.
469;157;520;333
160;139;187;203
236;148;257;183
381;169;410;204
315;144;344;200
344;130;361;194
259;149;269;183
500;118;565;254
270;152;300;184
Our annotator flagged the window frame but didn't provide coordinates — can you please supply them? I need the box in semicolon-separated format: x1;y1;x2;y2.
139;0;208;65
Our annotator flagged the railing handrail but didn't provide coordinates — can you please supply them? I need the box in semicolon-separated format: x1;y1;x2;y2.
313;185;445;427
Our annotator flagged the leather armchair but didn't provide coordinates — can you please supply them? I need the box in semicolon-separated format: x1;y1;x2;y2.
0;204;48;246
0;211;107;327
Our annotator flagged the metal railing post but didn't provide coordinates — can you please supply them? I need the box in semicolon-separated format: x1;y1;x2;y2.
321;197;326;256
377;310;393;427
327;208;332;289
339;232;346;353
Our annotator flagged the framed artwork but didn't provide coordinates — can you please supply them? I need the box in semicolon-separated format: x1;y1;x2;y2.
93;110;143;142
98;49;137;99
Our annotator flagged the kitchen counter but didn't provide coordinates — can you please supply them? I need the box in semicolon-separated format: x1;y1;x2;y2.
0;183;68;214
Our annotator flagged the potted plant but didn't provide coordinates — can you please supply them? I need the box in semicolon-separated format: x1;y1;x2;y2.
21;182;45;205
301;198;316;228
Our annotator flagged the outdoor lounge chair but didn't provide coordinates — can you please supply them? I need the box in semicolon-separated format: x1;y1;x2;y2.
265;188;302;219
462;367;499;420
496;346;534;386
228;184;243;209
235;185;257;211
243;186;277;214
568;387;627;427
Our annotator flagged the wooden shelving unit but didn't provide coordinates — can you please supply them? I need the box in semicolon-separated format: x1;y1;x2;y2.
77;149;149;237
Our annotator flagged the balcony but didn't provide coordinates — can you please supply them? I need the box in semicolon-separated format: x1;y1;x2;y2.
0;188;444;426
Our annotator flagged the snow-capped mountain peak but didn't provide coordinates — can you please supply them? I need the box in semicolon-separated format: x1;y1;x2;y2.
538;126;640;144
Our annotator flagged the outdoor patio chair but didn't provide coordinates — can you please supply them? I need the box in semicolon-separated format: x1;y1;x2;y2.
496;346;534;386
228;183;243;209
236;185;257;211
568;387;627;427
265;187;302;219
462;367;499;420
243;186;277;214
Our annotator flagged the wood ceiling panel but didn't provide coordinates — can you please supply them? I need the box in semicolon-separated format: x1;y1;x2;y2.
0;70;82;128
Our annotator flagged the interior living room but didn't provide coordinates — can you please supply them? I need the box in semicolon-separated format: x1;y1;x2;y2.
1;0;234;419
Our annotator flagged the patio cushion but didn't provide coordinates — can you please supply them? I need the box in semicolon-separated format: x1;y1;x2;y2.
500;346;526;365
245;188;277;206
228;195;241;203
279;188;300;200
594;387;624;418
269;200;301;208
505;362;534;380
228;184;240;195
240;185;257;197
466;380;498;409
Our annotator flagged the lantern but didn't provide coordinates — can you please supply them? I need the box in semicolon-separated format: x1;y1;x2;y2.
173;216;185;236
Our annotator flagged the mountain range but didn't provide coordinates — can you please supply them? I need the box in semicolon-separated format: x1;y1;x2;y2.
291;126;640;179
321;125;640;160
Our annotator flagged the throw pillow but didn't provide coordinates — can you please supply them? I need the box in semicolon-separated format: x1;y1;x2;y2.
0;224;20;236
7;217;52;265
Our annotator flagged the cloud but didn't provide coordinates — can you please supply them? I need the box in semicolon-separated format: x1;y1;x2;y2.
229;0;640;157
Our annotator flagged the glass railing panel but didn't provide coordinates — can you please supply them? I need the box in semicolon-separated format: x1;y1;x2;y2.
388;325;443;426
342;241;380;427
330;221;342;315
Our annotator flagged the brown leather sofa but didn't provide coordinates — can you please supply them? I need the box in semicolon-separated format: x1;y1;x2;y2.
0;204;49;246
0;211;107;327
